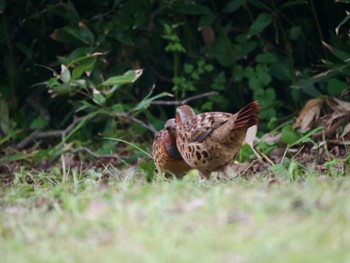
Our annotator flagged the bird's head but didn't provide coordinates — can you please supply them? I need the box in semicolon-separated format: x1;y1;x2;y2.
164;118;177;138
176;105;196;127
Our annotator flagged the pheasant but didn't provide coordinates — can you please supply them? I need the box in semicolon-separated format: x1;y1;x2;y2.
168;101;260;178
152;118;192;178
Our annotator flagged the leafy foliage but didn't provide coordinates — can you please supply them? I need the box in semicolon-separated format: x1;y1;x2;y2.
0;0;349;165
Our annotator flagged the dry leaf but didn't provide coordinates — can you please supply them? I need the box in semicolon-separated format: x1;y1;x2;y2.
293;97;325;131
261;132;282;144
199;26;215;45
244;125;263;162
340;123;350;139
327;97;350;112
326;111;347;129
244;125;257;146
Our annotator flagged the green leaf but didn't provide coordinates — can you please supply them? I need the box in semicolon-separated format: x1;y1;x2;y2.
76;101;99;112
0;0;6;12
60;65;71;83
322;41;350;62
289;127;323;147
268;163;290;178
92;92;106;106
256;65;272;86
191;72;200;80
210;35;235;66
256;53;277;64
72;58;96;79
265;88;276;99
291;71;333;89
204;64;214;72
248;13;273;37
70;79;88;89
0;99;9;134
47;78;71;94
166;42;186;53
110;104;125;113
199;16;214;27
327;78;348;96
336;11;350;35
100;69;143;87
51;25;95;46
133;92;172;111
270;58;291;81
0;151;39;163
172;3;213;15
233;65;244;82
67;52;106;67
222;0;243;13
211;72;226;91
281;124;301;145
235;41;257;59
244;66;255;78
30;116;48;130
289;26;302;41
248;0;271;10
259;108;276;120
201;101;213;111
184;64;194;74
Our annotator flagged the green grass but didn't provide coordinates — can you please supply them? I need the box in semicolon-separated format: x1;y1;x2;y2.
1;168;350;263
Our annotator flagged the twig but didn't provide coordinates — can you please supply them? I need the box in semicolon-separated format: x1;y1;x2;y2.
130;116;158;134
72;147;117;159
15;116;85;150
151;91;218;105
113;112;158;134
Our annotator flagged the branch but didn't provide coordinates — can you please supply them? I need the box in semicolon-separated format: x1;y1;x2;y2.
150;91;218;106
112;112;158;134
130;116;158;134
72;146;118;159
15;116;85;150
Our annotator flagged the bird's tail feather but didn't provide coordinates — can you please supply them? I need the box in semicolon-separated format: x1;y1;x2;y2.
233;101;260;129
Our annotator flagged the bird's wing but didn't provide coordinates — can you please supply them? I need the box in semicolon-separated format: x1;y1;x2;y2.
185;112;230;143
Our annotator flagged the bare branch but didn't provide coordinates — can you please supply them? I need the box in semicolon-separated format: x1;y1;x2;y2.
130;116;158;134
151;91;218;105
72;147;117;159
15;116;86;150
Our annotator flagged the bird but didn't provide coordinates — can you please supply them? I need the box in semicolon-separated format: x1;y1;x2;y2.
152;118;192;178
168;101;260;178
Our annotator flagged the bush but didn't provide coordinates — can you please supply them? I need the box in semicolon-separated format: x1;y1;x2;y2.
0;0;349;163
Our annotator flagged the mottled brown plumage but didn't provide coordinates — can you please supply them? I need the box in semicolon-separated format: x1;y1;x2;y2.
175;101;260;178
152;118;192;178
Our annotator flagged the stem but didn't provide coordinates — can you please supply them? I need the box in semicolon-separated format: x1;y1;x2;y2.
2;15;15;96
310;0;327;59
174;52;179;100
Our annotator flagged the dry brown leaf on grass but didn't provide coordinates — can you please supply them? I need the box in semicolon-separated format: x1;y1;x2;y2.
327;97;350;112
326;111;348;130
340;123;350;139
244;125;263;162
244;125;257;146
260;132;282;144
324;97;350;138
293;97;325;131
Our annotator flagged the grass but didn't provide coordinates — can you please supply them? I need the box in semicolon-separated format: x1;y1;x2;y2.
1;166;350;263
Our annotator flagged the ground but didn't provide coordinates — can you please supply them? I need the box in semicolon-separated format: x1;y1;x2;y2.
1;167;350;263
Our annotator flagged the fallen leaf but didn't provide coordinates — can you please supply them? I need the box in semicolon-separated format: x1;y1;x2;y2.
244;125;257;146
244;125;263;162
261;132;282;144
327;97;350;112
293;97;325;131
326;111;347;129
340;123;350;139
